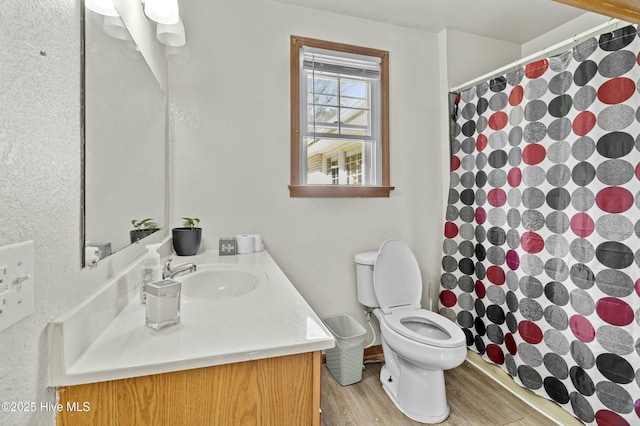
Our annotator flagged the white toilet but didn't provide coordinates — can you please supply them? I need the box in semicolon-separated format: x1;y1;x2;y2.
355;239;467;424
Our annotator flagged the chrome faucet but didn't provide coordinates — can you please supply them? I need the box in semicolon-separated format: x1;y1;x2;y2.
163;258;197;279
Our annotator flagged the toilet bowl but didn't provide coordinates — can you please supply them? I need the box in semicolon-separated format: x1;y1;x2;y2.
355;239;466;424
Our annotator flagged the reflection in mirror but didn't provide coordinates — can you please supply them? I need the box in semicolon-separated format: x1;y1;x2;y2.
83;6;166;265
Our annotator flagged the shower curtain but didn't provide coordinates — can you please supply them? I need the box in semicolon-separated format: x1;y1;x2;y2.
441;25;640;425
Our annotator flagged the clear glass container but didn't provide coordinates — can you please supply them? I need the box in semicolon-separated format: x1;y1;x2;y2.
144;279;181;330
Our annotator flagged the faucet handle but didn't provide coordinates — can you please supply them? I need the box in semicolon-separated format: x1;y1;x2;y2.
162;257;174;276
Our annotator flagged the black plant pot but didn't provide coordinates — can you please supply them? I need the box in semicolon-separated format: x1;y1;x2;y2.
130;228;159;244
172;227;202;256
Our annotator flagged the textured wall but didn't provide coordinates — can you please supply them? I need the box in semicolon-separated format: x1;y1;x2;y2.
0;1;162;425
0;1;83;424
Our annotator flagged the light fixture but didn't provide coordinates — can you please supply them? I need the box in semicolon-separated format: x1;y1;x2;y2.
144;0;180;25
85;0;118;17
103;16;133;41
156;18;185;47
165;45;190;64
121;42;143;60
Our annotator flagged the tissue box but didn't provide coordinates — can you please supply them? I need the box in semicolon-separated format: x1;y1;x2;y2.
219;237;237;255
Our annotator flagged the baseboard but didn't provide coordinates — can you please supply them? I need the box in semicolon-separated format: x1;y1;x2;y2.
465;351;580;425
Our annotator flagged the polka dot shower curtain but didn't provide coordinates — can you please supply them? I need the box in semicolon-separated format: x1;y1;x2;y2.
441;25;640;425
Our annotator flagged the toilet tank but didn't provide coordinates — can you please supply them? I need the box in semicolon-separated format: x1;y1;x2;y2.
354;251;379;307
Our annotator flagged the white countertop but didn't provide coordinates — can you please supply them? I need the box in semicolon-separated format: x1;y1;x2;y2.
48;249;335;386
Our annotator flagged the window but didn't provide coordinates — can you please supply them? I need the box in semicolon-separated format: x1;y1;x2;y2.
289;36;393;197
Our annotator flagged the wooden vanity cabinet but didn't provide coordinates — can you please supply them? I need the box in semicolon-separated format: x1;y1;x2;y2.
57;351;321;426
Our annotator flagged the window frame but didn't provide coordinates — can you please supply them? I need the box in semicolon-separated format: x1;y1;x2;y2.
289;36;393;198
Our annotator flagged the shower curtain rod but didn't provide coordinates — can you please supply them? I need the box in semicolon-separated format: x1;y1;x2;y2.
449;18;626;93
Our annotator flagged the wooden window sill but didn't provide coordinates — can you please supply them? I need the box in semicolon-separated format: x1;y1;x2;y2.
288;185;395;198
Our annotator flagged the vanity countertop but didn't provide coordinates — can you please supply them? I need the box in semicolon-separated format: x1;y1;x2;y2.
48;250;335;387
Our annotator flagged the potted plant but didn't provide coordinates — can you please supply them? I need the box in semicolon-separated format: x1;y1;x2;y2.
130;218;159;243
172;217;202;256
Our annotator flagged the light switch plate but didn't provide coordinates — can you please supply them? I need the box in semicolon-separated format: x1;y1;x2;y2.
0;241;35;332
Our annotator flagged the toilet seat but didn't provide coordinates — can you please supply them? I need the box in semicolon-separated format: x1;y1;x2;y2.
374;239;465;349
384;307;465;348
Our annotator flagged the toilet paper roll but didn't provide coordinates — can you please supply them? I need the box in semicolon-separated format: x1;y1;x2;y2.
252;234;265;252
236;234;255;254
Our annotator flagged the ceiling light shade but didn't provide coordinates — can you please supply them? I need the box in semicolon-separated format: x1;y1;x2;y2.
121;41;143;60
103;16;133;41
157;18;186;47
165;45;190;64
85;0;119;17
144;0;180;25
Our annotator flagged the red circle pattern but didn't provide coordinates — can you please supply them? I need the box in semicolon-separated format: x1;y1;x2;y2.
518;320;543;344
570;315;595;343
520;232;544;253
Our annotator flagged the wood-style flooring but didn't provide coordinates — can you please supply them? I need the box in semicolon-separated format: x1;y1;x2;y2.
321;361;556;425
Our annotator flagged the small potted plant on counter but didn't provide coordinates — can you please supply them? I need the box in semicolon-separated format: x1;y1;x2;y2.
172;217;202;256
130;218;159;243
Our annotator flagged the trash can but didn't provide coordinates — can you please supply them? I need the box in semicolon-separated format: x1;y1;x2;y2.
322;314;367;386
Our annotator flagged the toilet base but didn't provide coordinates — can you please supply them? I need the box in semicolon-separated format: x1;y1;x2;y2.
379;364;451;424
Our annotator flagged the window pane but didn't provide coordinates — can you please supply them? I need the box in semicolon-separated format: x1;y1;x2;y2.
340;108;370;136
345;149;363;185
308;106;339;130
340;80;368;108
340;96;367;108
305;139;370;185
327;156;339;185
312;94;338;107
306;74;372;137
309;76;338;95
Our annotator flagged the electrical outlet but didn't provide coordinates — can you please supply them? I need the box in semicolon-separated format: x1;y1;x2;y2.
0;266;8;293
0;241;34;332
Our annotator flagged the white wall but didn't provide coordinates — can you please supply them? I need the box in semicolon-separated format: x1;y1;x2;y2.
445;29;522;89
522;12;610;57
169;0;444;343
445;13;612;94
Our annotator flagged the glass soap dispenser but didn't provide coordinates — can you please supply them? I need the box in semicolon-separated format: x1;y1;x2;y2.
140;243;163;303
144;279;181;330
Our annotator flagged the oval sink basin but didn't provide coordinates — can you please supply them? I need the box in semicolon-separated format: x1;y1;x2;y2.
180;265;267;299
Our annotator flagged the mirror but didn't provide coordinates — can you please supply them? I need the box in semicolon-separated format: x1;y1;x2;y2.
83;6;166;264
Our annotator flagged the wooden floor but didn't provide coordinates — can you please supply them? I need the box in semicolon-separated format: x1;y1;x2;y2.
321;361;555;425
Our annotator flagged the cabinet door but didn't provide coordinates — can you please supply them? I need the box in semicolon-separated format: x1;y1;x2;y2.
58;351;321;426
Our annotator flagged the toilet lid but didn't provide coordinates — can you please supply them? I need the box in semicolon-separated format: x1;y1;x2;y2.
373;239;422;314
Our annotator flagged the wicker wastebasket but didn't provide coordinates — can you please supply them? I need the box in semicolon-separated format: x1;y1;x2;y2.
322;314;367;386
